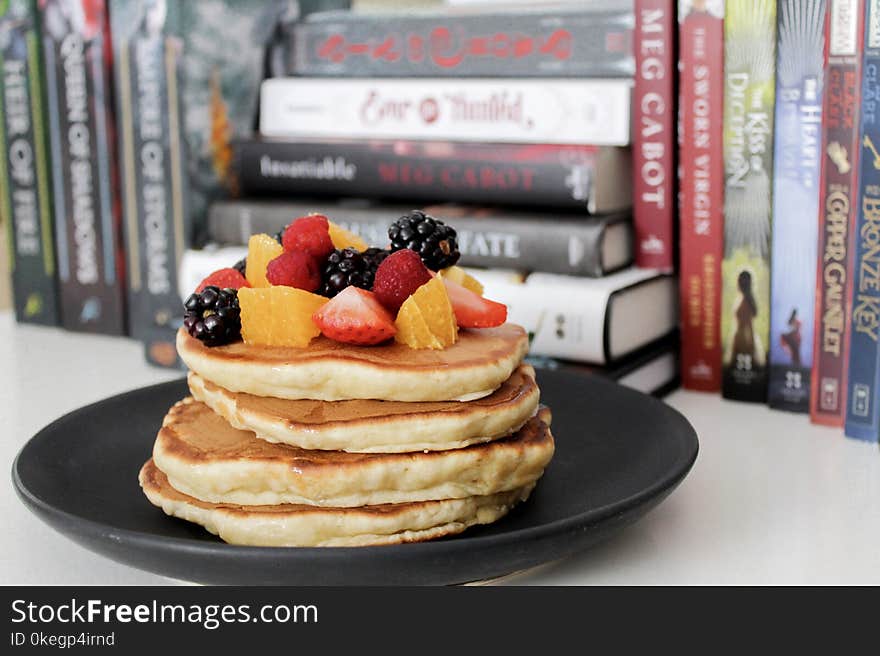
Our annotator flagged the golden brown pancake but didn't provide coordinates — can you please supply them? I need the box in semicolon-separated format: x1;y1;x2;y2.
140;460;534;547
187;364;540;453
176;324;529;402
152;397;554;507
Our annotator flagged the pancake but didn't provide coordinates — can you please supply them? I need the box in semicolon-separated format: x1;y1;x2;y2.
152;397;554;507
140;459;533;547
187;364;541;453
176;324;529;402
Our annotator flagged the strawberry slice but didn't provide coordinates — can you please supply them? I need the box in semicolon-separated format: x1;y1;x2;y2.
196;268;251;293
443;279;507;328
312;286;397;345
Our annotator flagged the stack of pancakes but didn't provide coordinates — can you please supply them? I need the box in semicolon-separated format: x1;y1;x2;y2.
139;323;555;547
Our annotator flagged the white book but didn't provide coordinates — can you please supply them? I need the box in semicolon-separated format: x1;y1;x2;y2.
260;78;632;146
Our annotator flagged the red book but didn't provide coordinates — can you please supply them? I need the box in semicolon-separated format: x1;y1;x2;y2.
677;1;724;391
811;0;865;426
634;0;676;271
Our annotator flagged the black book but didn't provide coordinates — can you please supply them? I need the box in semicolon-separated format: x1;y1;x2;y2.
208;198;633;277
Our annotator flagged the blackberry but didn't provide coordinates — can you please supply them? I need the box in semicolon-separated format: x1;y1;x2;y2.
232;257;247;276
319;248;381;297
273;226;286;245
362;247;390;270
182;286;241;346
388;211;460;270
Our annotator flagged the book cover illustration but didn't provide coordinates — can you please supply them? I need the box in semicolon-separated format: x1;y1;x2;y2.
678;0;724;391
810;0;864;425
845;0;880;441
0;0;59;325
40;0;126;334
767;0;826;411
720;0;776;402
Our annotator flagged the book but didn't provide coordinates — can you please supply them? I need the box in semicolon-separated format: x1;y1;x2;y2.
720;0;776;403
677;0;724;391
259;77;633;146
810;0;865;426
530;332;681;397
844;0;880;442
39;0;126;335
0;0;60;325
206;199;634;277
472;267;677;365
767;0;826;412
288;2;634;78
633;0;675;270
235;138;632;213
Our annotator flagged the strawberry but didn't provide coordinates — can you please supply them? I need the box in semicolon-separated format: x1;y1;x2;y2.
443;279;507;328
372;249;432;312
266;251;321;292
312;286;396;345
282;214;334;260
195;268;250;293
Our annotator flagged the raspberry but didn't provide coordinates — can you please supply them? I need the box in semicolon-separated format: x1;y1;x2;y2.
282;215;334;260
183;286;241;346
388;211;460;270
373;249;433;312
195;268;250;293
266;251;321;292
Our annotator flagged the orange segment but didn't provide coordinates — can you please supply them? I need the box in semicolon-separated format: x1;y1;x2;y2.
439;266;484;295
328;222;369;251
394;277;457;349
239;286;327;347
245;234;284;288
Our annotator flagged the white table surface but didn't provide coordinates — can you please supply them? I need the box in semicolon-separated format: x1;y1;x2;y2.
2;311;879;586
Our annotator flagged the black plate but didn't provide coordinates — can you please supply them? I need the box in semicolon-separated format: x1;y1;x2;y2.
13;370;698;585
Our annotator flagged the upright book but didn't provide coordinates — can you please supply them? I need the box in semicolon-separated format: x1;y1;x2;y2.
720;0;776;402
633;0;675;271
259;78;632;146
845;0;880;442
289;3;634;78
767;0;826;412
811;0;865;426
40;0;126;335
207;199;634;277
677;0;724;391
0;0;59;325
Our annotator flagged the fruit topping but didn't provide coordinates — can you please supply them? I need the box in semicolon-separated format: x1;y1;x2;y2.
312;286;396;346
373;249;433;312
389;211;460;270
238;286;327;348
328;221;369;251
245;234;285;288
395;277;458;349
439;265;483;296
281;215;334;260
183;286;242;346
266;251;321;292
443;278;507;328
195;267;250;293
319;247;381;297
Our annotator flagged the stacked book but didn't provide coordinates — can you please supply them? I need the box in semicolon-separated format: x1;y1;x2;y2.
194;0;681;396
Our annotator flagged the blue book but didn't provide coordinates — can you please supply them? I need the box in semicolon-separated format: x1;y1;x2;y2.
768;0;826;411
845;0;880;442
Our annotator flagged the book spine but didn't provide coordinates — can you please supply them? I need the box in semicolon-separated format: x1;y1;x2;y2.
720;0;776;403
291;8;634;78
40;0;126;335
110;0;189;367
207;200;626;277
236;139;631;212
677;1;724;391
767;0;827;412
259;78;632;147
844;0;880;441
0;0;59;325
634;0;675;270
811;0;865;425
